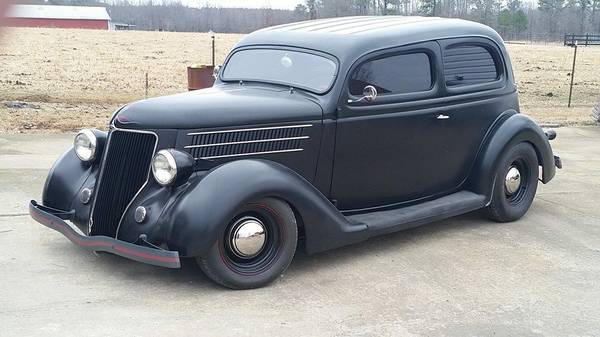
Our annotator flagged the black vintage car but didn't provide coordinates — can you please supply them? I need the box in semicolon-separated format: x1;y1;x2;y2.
30;16;561;289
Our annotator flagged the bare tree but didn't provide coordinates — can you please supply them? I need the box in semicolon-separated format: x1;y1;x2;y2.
21;0;599;40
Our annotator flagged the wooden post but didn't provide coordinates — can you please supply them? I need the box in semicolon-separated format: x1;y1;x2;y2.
211;34;215;67
568;41;578;108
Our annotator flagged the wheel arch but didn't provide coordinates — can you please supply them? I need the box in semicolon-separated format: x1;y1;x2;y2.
163;159;368;257
467;113;555;204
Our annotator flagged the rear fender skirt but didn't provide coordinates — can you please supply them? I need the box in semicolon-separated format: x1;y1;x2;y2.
162;159;368;257
467;113;556;203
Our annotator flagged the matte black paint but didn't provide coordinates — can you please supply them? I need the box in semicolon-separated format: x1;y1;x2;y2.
33;17;558;266
160;160;369;256
165;149;195;186
467;113;556;201
115;86;323;130
177;122;323;184
42;148;93;213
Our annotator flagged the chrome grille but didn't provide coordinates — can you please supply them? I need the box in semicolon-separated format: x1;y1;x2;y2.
186;124;311;160
90;129;157;237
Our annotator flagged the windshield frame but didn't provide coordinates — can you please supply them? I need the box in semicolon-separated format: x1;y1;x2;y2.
219;46;340;95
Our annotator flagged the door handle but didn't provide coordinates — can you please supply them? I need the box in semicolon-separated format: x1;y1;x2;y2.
436;114;450;120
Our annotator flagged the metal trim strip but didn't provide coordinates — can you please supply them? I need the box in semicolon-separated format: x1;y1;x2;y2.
197;148;304;160
184;136;309;149
114;129;158;239
187;124;313;136
88;128;158;238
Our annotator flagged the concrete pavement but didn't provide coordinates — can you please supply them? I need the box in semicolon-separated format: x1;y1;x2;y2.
0;127;599;336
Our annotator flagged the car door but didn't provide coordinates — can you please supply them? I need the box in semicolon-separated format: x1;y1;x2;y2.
436;37;514;187
330;41;478;211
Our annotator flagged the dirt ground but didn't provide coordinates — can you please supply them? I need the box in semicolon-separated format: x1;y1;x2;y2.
0;27;599;132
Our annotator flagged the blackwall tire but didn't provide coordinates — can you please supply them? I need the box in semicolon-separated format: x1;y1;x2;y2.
485;142;539;222
197;198;297;289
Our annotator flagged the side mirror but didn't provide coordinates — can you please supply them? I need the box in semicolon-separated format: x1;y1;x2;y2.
362;85;377;102
213;65;221;80
347;85;378;104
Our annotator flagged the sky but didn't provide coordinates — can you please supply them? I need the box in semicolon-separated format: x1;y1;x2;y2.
181;0;301;10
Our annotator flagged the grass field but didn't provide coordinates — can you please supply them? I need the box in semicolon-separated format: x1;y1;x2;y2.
0;27;599;132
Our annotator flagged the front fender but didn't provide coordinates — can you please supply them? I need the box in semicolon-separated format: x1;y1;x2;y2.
468;113;556;203
163;159;368;257
42;147;92;211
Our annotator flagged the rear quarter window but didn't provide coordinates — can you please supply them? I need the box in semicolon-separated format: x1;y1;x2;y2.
443;45;499;87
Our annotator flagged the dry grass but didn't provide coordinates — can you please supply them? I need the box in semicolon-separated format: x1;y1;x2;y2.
507;42;600;126
0;27;599;132
0;27;243;132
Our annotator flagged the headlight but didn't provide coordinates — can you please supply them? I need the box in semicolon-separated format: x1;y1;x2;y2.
74;129;97;162
152;150;178;186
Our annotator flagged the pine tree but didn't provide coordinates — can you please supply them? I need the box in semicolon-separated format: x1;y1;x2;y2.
305;0;320;19
538;0;565;34
294;4;309;19
419;0;437;16
470;0;502;27
499;0;528;37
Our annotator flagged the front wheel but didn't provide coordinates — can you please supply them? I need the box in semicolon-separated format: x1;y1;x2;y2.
197;198;298;289
485;142;539;222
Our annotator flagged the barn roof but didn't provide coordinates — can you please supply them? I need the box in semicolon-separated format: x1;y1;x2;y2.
7;5;111;21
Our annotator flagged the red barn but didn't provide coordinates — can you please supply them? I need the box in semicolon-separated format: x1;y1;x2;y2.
5;5;111;30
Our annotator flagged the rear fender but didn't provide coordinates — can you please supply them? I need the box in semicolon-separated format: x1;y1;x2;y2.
468;113;556;203
163;159;368;257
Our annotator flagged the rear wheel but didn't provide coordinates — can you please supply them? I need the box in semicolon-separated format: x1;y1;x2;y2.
197;198;297;289
485;142;539;222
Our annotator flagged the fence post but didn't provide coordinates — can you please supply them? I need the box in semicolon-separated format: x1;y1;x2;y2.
568;41;578;108
211;34;215;67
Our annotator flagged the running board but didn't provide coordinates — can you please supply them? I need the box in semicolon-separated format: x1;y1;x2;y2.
347;191;486;237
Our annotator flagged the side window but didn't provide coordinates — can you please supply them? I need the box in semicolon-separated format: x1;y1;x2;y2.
349;53;432;96
444;45;499;87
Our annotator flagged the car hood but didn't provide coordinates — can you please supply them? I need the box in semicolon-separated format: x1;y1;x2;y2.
114;86;323;130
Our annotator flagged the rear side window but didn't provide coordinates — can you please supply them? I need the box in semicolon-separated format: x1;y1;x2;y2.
444;45;499;87
349;53;432;96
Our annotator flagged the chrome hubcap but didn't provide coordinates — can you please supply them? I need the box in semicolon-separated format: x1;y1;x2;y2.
505;166;522;195
228;216;267;259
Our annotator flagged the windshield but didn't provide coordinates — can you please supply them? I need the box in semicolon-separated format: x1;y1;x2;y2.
221;49;337;94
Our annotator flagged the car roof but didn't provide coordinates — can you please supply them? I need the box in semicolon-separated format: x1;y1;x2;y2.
236;16;504;62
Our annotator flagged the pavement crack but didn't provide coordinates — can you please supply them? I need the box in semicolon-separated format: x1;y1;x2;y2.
536;196;600;221
0;229;14;234
0;213;28;218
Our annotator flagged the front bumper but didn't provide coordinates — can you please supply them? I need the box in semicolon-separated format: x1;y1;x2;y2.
29;200;181;269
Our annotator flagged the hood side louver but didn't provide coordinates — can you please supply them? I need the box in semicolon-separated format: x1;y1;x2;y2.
185;124;312;160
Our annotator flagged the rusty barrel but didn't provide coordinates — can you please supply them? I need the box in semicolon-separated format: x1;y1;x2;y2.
187;65;215;91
